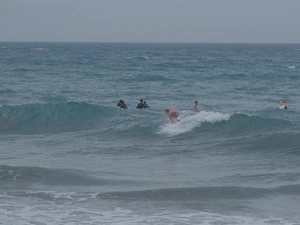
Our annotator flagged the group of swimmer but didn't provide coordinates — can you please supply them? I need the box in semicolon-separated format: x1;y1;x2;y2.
117;99;128;109
136;99;150;109
117;99;149;109
117;98;287;124
117;99;199;124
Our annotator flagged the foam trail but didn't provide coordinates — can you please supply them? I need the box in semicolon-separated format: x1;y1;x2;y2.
159;111;230;136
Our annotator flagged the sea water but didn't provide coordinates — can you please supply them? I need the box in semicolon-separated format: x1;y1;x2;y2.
0;42;300;224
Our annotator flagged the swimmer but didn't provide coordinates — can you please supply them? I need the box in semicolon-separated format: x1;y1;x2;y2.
279;99;288;109
165;109;180;123
143;101;149;108
194;101;198;110
117;99;122;107
120;100;128;109
136;99;144;109
283;99;287;109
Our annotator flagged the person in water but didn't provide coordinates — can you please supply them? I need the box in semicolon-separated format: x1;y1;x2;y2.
143;101;149;108
279;99;288;109
283;99;288;109
165;109;180;123
120;100;128;109
194;101;198;110
117;99;122;107
136;99;144;109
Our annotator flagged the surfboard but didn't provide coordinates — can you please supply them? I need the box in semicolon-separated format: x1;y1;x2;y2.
279;104;287;109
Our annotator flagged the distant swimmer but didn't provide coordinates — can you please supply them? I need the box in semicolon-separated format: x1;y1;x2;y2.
279;99;287;109
120;100;128;109
194;101;198;110
117;99;122;107
165;109;180;123
143;101;149;108
136;99;144;109
283;99;288;109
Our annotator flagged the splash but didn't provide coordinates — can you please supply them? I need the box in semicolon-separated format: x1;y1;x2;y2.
158;110;230;136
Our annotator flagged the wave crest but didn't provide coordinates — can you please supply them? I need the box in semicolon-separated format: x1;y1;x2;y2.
0;102;114;134
158;111;231;136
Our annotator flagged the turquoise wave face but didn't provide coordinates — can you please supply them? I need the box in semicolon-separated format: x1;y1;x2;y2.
0;102;115;134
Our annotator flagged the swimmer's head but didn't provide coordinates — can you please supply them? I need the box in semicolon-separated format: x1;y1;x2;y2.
165;109;169;113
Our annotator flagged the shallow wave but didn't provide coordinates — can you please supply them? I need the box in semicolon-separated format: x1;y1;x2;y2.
218;113;291;135
98;186;270;201
0;102;115;134
0;165;129;189
2;184;300;202
0;165;100;188
158;111;294;137
240;130;300;152
0;89;15;95
97;184;300;202
1;189;298;225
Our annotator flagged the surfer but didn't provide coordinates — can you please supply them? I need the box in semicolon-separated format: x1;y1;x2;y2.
143;101;149;108
120;100;128;109
117;99;122;107
165;109;180;123
194;101;198;110
279;99;287;109
283;99;287;109
136;99;144;109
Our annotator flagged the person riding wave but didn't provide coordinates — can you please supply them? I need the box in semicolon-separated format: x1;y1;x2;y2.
165;109;180;123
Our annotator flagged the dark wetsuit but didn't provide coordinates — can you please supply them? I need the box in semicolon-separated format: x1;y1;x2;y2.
136;103;144;109
120;103;128;109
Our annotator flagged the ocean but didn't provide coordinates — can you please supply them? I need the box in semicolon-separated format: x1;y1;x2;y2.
0;42;300;225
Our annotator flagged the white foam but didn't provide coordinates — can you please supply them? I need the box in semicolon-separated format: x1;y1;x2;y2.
288;66;295;69
33;48;44;51
0;201;296;225
158;111;230;136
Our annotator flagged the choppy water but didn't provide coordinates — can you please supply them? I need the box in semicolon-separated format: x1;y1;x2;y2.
1;42;300;225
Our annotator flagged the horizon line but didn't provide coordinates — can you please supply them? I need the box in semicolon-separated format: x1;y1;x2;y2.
1;41;300;45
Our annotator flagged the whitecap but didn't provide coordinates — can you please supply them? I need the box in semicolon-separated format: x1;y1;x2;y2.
158;110;231;136
33;48;44;51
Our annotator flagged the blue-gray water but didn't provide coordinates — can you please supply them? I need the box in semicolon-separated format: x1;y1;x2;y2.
1;42;300;225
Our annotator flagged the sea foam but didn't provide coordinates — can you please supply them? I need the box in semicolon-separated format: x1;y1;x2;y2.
158;111;230;136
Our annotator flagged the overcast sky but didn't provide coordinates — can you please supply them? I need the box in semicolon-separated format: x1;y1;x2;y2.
1;0;300;43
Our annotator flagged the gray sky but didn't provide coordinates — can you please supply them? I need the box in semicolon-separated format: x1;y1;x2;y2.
1;0;300;43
